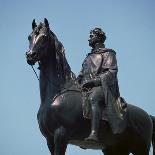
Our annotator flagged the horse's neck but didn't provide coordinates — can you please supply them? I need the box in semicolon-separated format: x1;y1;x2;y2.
39;61;60;106
38;40;77;106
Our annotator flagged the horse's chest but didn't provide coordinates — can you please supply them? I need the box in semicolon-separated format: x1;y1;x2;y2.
37;106;50;136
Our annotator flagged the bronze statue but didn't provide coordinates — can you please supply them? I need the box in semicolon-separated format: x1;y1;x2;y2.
26;19;155;155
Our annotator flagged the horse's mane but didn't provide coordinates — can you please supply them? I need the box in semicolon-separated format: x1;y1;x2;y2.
36;23;77;88
49;30;77;88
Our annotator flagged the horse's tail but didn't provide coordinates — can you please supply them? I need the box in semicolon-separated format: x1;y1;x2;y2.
150;115;155;155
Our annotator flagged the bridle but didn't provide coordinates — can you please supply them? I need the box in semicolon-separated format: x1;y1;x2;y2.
31;65;39;81
30;60;61;91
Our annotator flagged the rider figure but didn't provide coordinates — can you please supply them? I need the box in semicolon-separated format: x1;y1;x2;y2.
77;28;123;142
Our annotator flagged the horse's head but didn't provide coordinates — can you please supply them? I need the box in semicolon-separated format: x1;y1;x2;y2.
26;18;56;65
26;19;77;89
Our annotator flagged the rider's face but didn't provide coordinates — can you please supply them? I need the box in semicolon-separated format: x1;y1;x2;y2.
88;32;98;47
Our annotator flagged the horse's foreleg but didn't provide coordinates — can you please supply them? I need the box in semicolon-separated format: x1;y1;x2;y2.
54;126;68;155
47;136;54;155
102;148;130;155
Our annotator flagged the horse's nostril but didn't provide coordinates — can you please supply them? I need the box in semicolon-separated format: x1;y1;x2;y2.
31;52;36;57
32;52;37;57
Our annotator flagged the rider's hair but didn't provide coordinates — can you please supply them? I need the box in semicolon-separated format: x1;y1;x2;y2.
91;27;106;43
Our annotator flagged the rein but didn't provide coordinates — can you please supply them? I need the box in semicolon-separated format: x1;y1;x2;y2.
31;62;60;91
31;65;39;81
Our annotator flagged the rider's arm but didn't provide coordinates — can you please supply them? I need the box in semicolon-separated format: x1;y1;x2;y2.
99;51;118;86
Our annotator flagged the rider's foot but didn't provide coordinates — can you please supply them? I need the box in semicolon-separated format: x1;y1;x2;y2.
85;131;99;142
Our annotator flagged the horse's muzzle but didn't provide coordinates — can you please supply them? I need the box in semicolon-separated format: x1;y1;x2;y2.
26;51;39;65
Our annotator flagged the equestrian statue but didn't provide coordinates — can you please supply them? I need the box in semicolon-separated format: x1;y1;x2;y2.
26;18;155;155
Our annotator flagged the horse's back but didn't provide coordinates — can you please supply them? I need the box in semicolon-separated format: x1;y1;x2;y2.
127;104;153;146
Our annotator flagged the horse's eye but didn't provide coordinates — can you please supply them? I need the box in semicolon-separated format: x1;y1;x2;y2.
42;34;47;38
41;35;48;41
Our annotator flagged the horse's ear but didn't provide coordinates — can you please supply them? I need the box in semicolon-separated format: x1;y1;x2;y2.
44;18;49;28
32;19;37;30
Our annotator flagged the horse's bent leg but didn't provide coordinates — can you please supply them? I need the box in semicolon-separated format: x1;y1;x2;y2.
54;126;68;155
47;136;54;155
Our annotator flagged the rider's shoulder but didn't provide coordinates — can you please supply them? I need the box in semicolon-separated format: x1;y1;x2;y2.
98;48;116;55
85;48;116;60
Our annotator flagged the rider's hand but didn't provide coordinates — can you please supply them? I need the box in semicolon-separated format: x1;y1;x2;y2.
82;80;94;88
82;78;101;89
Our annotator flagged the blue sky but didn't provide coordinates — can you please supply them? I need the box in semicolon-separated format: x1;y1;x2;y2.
0;0;155;154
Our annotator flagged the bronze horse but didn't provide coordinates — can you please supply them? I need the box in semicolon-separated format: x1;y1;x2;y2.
26;19;155;155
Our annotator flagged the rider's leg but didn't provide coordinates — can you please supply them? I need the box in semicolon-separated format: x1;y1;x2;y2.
85;86;104;142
